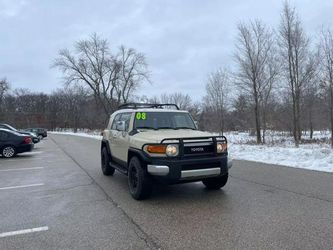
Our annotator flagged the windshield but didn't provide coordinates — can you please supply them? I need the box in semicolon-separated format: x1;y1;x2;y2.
134;112;196;130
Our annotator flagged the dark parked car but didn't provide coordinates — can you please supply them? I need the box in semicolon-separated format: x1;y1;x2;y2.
0;124;40;143
25;128;47;140
0;129;34;158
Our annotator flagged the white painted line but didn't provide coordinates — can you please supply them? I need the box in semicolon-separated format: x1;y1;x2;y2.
23;151;44;155
0;183;44;190
0;226;49;238
0;167;44;172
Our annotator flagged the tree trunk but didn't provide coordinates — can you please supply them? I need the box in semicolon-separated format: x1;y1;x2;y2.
292;94;299;146
296;90;302;142
309;121;313;140
330;81;333;148
220;110;224;136
309;108;313;139
262;105;267;144
254;97;261;144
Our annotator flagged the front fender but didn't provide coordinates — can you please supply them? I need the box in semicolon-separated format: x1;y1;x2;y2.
101;139;112;156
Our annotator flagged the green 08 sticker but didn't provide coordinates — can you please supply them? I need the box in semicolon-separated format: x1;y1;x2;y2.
136;112;147;120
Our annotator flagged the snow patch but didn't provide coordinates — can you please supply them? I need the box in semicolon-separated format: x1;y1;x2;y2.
225;131;333;173
49;131;102;140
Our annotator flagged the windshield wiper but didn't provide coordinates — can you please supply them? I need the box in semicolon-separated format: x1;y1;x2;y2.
174;127;196;130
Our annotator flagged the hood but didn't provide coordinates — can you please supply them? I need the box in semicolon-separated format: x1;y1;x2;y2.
131;129;216;144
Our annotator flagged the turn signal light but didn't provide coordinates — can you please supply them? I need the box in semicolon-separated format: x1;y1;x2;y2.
146;145;166;154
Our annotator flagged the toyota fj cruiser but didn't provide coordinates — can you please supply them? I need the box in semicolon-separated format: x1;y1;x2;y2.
101;103;232;200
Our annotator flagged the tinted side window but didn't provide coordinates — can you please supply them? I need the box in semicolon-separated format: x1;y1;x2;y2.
0;131;9;141
111;114;121;130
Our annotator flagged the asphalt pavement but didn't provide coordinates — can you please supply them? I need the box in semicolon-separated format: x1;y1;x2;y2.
0;134;332;250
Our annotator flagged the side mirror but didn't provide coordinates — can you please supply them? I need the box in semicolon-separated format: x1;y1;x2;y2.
116;121;126;131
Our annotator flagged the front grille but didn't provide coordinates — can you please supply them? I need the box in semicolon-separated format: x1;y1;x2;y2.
160;135;227;159
181;161;221;171
183;142;214;156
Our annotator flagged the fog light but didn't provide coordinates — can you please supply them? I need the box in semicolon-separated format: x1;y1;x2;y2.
166;144;179;156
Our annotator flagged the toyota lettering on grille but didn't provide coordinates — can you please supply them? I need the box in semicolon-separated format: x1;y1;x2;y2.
190;147;205;152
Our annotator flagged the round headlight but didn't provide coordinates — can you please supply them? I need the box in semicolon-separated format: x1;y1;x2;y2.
217;143;227;153
166;144;178;156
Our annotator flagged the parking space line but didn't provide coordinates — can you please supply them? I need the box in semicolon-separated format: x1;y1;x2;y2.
23;151;44;155
0;226;49;238
0;183;44;190
0;167;44;172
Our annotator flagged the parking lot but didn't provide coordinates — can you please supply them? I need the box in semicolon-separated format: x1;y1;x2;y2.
0;138;152;250
0;134;333;250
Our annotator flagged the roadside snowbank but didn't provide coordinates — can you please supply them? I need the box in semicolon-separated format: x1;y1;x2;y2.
225;131;333;173
49;131;102;140
49;130;333;173
229;143;333;173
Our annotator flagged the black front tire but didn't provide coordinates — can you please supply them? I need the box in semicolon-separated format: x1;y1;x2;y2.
202;173;228;190
101;147;115;176
128;157;152;200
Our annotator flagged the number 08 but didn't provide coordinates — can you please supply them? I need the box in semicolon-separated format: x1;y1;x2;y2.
136;112;147;120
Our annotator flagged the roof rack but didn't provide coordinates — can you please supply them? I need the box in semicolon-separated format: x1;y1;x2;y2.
118;103;180;110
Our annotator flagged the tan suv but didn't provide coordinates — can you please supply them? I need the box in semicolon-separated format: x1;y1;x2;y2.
101;103;232;200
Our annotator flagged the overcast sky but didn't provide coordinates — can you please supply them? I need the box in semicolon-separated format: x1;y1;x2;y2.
1;0;333;101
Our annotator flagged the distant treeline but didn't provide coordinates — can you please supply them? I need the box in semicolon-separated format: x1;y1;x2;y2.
0;85;329;137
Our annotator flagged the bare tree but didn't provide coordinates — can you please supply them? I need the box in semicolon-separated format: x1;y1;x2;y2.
303;81;318;139
261;50;280;143
278;2;317;146
319;28;333;147
160;92;193;110
61;85;89;132
156;92;200;122
0;78;10;104
231;94;252;131
0;78;10;121
53;34;149;116
235;20;274;143
118;46;150;103
204;68;230;135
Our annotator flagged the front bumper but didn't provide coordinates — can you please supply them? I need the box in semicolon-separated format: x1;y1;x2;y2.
146;155;229;183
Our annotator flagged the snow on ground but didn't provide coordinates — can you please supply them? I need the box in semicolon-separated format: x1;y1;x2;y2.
225;131;333;173
229;143;333;172
49;130;102;140
49;129;333;173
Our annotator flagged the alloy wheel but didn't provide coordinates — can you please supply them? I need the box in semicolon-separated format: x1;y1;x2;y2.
3;147;15;158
